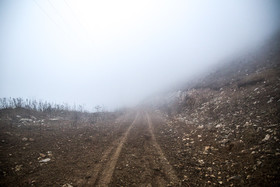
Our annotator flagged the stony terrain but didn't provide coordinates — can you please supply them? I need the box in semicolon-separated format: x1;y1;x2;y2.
153;72;280;186
153;33;280;186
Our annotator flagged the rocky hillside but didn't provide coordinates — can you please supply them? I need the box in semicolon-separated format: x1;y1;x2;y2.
153;32;280;186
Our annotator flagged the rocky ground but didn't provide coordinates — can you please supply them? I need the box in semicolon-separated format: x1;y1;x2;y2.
153;32;280;186
153;74;280;186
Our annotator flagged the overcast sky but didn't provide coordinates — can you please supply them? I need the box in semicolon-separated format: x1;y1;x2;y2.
0;0;280;111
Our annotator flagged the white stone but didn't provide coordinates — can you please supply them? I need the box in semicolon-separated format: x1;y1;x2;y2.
39;158;51;163
215;124;222;128
262;134;270;141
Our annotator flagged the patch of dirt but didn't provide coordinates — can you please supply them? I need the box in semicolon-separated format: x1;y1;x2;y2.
0;111;134;186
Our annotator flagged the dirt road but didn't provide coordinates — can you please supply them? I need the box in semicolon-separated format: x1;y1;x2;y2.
84;111;180;186
1;109;183;186
1;107;279;186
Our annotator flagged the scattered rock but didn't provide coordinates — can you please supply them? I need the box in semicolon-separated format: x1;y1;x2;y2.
262;134;270;141
198;159;204;165
39;158;51;163
228;175;241;181
14;165;23;172
244;122;252;127
62;183;73;187
267;97;274;103
39;153;46;158
215;124;222;128
19;118;33;123
47;151;53;157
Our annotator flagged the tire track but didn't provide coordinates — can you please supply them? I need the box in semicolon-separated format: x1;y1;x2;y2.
146;112;180;186
87;112;139;186
85;144;115;185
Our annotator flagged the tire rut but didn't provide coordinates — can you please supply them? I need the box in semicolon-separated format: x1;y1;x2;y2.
110;112;180;186
146;113;180;186
86;112;139;186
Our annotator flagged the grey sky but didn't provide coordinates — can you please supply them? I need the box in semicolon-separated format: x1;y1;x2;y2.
1;0;280;111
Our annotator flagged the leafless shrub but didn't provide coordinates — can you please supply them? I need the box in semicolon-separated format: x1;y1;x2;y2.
0;97;82;114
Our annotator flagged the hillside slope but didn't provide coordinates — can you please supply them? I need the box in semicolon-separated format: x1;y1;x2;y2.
153;33;280;186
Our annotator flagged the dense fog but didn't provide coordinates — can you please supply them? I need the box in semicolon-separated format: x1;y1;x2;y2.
0;0;279;110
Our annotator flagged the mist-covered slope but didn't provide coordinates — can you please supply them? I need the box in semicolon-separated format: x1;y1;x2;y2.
151;32;280;186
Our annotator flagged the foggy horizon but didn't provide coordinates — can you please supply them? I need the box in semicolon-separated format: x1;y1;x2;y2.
1;0;280;111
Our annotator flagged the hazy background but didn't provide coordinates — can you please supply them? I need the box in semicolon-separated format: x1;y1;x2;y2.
1;0;280;111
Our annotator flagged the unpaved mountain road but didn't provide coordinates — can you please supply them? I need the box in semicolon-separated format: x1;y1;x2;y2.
85;111;180;186
1;107;279;186
1;109;183;187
